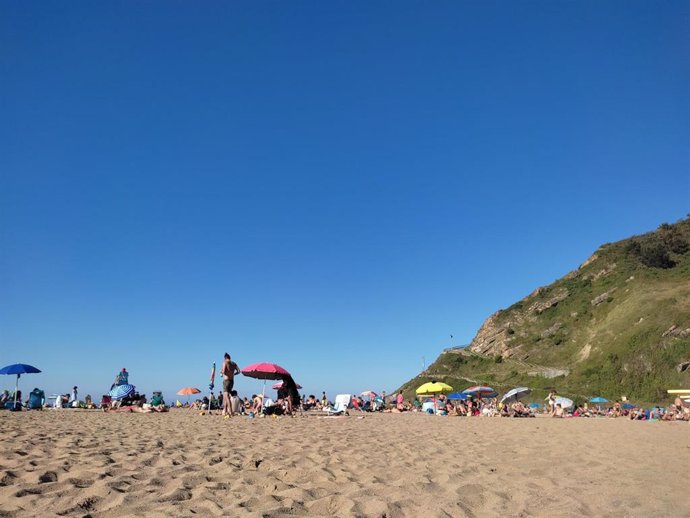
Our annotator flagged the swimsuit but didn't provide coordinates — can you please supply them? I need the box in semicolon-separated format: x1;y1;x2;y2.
223;378;233;393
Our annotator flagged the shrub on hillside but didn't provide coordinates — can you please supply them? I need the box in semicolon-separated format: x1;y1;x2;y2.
640;244;676;269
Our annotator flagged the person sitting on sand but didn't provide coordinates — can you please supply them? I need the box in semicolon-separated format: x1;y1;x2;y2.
0;390;9;407
546;391;557;414
5;391;22;411
394;392;403;411
229;390;242;415
251;394;263;415
302;394;317;410
511;401;529;417
681;407;690;421
552;403;564;418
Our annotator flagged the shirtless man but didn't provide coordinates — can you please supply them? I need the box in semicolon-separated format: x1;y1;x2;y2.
221;353;240;416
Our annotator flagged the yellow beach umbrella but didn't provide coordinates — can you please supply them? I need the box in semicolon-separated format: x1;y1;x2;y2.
416;381;453;395
416;381;453;414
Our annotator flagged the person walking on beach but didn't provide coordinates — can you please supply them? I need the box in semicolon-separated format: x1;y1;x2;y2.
221;353;240;417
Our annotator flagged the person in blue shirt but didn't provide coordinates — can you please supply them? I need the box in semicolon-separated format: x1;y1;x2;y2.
111;368;129;389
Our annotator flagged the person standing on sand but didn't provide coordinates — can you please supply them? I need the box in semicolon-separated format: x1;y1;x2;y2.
69;386;78;407
221;353;240;416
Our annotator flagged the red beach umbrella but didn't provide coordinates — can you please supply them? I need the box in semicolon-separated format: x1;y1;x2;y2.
241;362;290;380
272;380;302;390
242;362;291;399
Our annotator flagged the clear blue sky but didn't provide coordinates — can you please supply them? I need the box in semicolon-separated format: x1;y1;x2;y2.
1;2;688;401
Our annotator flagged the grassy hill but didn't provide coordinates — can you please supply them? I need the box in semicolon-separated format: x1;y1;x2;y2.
397;216;690;405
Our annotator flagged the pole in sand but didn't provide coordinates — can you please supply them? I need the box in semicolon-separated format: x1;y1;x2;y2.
208;362;216;415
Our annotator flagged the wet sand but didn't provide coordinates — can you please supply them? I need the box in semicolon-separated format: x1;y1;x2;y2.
0;410;688;517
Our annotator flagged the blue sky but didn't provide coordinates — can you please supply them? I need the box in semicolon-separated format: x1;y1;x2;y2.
1;2;688;401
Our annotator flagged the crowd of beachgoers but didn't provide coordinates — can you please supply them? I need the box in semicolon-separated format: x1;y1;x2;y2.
4;385;690;423
2;360;689;422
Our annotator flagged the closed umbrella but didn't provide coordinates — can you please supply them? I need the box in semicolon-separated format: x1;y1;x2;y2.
501;387;531;404
0;363;42;408
109;384;135;401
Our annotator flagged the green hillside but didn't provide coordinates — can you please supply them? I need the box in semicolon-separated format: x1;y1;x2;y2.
397;216;690;405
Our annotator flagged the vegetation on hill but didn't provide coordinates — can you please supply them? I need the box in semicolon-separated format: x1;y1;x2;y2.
397;216;690;405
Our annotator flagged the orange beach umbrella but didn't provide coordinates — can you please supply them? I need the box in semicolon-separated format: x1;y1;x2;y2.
177;387;201;396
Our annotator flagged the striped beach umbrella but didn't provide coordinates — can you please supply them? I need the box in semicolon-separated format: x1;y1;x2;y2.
109;384;135;401
463;386;498;398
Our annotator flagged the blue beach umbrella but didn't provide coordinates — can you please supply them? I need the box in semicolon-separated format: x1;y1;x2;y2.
528;403;542;408
589;397;608;404
109;384;135;401
447;392;469;401
0;363;42;407
622;403;634;410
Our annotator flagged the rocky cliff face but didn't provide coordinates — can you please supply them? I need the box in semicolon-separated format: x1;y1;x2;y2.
468;285;571;359
397;216;690;403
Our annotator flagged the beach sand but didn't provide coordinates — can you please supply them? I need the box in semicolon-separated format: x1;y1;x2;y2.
0;410;688;518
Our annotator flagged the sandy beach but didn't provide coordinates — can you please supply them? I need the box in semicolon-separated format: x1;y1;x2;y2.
0;411;688;518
